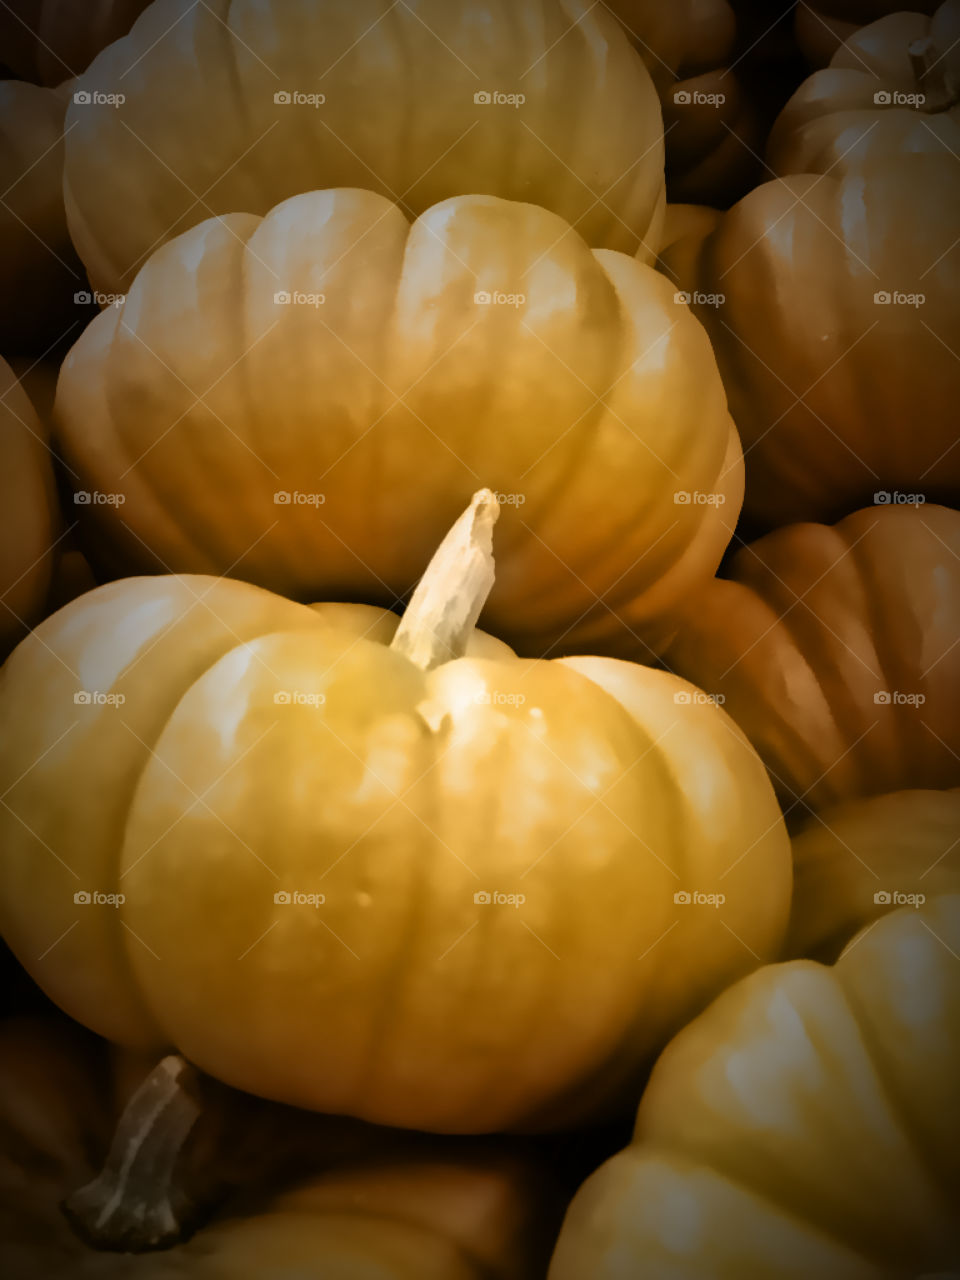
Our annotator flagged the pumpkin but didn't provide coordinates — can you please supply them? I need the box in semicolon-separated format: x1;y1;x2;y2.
796;0;942;68
0;355;59;654
0;1016;557;1279
0;491;790;1133
0;79;85;354
663;503;960;813
55;187;743;659
604;0;760;205
63;0;666;296
0;0;150;84
659;154;960;528
549;893;960;1279
769;2;960;176
787;787;960;959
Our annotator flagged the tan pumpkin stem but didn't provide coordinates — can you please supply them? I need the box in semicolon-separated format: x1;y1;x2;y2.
908;36;959;113
391;489;500;671
62;1055;203;1252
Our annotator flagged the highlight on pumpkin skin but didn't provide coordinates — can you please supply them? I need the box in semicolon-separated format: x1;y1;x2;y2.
62;0;667;294
549;895;960;1278
663;503;960;815
659;154;960;529
0;493;790;1135
54;187;744;659
770;3;960;176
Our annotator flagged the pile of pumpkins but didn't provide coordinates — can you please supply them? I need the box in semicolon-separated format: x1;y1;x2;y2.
0;1;958;1276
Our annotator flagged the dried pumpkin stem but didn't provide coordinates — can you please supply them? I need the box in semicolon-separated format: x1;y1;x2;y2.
908;36;959;113
62;1055;202;1253
391;489;500;671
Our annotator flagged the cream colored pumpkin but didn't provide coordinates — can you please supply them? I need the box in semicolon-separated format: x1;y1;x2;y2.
64;0;666;294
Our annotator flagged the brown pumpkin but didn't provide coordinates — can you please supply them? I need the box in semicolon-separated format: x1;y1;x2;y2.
0;1015;559;1279
663;503;960;814
0;355;59;653
659;154;960;528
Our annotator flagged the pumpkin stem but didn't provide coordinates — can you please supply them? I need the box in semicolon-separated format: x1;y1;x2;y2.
391;489;500;671
62;1055;203;1252
908;36;960;113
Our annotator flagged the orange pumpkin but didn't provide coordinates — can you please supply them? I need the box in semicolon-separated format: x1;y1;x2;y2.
0;1016;558;1278
787;787;960;959
64;0;666;295
770;2;960;176
796;0;942;67
664;503;960;813
605;0;761;205
0;493;790;1133
55;188;743;659
659;155;960;527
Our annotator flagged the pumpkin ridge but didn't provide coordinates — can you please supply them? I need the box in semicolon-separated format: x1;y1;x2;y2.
110;608;327;1041
637;960;947;1266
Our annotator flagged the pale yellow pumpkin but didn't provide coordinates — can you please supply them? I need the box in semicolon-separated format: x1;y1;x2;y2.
550;895;960;1278
0;494;789;1133
64;0;666;295
55;188;743;659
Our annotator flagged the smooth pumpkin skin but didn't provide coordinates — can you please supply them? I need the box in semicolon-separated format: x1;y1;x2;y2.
659;155;960;528
664;505;960;813
63;0;666;295
0;0;150;84
55;188;743;659
796;0;941;67
0;1018;553;1280
0;79;84;354
787;788;960;960
770;4;960;176
0;356;59;652
0;573;790;1133
549;895;960;1279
